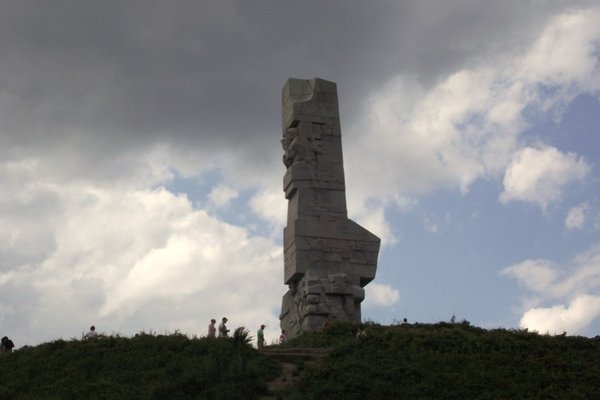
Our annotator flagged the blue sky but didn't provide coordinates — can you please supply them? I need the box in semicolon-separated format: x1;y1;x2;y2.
1;1;599;346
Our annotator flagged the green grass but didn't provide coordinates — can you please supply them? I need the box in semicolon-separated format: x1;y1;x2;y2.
2;322;599;400
281;321;600;400
0;331;280;400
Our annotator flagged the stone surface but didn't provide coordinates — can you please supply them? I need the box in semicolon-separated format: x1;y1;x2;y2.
279;78;380;338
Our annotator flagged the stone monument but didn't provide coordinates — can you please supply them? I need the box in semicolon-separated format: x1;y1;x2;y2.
279;78;380;338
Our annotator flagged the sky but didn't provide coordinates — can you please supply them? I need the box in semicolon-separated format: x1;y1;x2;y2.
1;1;600;347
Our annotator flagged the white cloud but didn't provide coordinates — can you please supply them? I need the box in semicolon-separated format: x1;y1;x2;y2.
346;8;599;213
0;156;285;346
519;9;600;97
501;259;560;293
249;188;286;230
503;244;600;334
565;202;589;230
364;283;400;307
353;205;397;247
500;145;590;210
520;295;600;335
207;184;239;208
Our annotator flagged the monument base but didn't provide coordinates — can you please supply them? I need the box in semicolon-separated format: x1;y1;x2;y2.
280;270;364;338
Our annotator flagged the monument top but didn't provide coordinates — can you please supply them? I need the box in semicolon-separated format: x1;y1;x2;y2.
282;78;340;131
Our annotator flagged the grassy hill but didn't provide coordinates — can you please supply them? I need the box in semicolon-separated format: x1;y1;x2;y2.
281;321;600;400
0;328;279;400
1;322;599;399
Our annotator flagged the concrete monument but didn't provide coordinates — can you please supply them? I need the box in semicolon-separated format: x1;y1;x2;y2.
279;78;380;338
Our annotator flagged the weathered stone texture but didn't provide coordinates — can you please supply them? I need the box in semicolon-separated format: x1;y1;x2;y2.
279;78;380;338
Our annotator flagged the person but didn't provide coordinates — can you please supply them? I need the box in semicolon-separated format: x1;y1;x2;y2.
218;317;229;337
356;328;366;339
208;319;217;338
0;336;14;353
279;329;288;344
83;325;98;339
257;324;266;350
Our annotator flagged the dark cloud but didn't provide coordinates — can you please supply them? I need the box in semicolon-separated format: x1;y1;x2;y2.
0;0;591;168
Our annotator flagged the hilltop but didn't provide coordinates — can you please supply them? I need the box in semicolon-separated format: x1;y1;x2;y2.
1;322;599;399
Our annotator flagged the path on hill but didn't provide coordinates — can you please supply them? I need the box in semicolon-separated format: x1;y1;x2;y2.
260;347;331;400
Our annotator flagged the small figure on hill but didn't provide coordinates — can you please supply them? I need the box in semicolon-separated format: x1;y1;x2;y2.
450;314;456;324
208;319;217;338
1;336;15;352
84;325;98;339
257;324;266;350
279;329;287;344
218;317;229;337
402;318;408;324
356;328;366;339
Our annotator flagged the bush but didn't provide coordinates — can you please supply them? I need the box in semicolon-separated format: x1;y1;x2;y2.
0;333;280;400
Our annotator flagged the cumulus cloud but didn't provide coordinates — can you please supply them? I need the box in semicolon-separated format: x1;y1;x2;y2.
207;185;239;209
364;283;400;307
2;2;600;347
503;244;600;334
345;8;599;213
520;295;600;335
500;146;590;210
565;202;589;230
249;188;287;232
501;259;560;293
0;154;285;345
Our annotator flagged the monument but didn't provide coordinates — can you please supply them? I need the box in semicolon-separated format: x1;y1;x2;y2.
279;78;381;338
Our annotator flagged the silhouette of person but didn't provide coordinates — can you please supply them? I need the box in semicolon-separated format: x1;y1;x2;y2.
257;324;266;349
218;317;229;337
84;325;98;339
279;329;288;344
208;319;217;338
1;336;14;352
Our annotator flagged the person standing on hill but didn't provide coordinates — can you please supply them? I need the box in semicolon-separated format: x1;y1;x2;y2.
208;319;217;338
83;325;98;339
279;329;288;344
257;324;266;350
218;317;229;337
1;336;14;352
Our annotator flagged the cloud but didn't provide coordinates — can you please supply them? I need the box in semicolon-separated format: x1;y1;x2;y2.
207;185;239;209
519;295;600;335
249;188;286;231
500;146;590;210
565;202;589;230
503;244;600;334
1;2;600;346
345;7;599;214
0;154;285;345
364;283;400;307
501;259;560;293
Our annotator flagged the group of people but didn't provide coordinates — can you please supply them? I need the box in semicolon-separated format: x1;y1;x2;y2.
1;336;14;353
256;324;288;349
207;317;230;338
2;319;290;353
207;318;287;348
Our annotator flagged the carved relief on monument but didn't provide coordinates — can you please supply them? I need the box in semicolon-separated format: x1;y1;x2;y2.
279;78;381;338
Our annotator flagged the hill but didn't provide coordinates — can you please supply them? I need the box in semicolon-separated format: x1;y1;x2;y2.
1;322;599;399
280;321;600;399
0;328;279;400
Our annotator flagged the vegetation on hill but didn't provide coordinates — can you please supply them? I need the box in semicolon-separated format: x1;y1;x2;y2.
0;328;279;400
280;321;600;400
1;321;599;400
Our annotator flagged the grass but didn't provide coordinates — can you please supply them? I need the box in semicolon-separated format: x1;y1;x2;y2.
1;322;599;400
280;321;600;400
0;330;280;400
